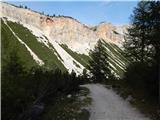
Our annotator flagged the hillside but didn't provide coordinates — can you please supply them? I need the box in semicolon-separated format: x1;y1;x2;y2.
1;2;129;77
2;2;159;120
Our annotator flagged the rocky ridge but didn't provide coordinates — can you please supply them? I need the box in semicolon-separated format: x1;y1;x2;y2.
1;2;127;55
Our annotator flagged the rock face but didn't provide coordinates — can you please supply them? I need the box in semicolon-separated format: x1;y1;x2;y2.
96;23;128;47
1;2;127;54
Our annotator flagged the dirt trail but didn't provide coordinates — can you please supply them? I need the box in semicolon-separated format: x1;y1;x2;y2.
84;84;150;120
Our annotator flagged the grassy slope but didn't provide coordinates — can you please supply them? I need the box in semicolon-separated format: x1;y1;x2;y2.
60;44;91;68
2;19;91;120
1;19;38;69
2;19;129;77
60;41;129;77
102;40;130;77
6;20;66;71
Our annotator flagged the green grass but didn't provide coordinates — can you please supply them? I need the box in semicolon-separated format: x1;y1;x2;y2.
6;20;66;71
103;40;130;65
39;87;91;120
108;56;125;77
73;60;81;68
1;19;38;69
60;40;129;78
2;18;130;77
60;44;91;68
101;40;130;77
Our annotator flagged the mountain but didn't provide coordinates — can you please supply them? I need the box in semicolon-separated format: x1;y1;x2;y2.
1;2;130;77
95;22;128;48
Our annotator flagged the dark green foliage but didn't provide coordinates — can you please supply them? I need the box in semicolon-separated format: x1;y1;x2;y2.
2;51;34;120
60;44;91;68
1;19;38;69
101;40;130;77
120;61;160;119
82;69;88;81
125;1;160;103
38;87;91;120
123;0;160;110
123;62;158;101
3;19;66;71
79;69;90;84
124;1;160;64
88;40;113;83
2;50;81;120
113;30;119;34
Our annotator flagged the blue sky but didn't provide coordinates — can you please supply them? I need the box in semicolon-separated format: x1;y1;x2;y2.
7;1;138;25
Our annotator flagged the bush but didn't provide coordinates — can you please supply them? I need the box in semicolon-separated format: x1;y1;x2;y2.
2;52;81;120
123;62;158;102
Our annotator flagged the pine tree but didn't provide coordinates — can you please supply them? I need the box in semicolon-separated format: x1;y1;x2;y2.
125;2;149;62
125;1;160;64
1;50;31;120
24;6;27;9
89;39;112;83
124;1;160;103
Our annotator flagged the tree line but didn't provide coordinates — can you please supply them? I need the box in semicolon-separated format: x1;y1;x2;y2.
124;1;160;103
18;4;68;18
1;51;86;120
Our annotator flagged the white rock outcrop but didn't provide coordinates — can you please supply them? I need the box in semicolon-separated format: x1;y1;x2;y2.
1;2;127;54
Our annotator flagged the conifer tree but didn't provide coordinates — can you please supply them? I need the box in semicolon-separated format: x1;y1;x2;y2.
124;1;160;103
89;39;112;83
124;1;160;63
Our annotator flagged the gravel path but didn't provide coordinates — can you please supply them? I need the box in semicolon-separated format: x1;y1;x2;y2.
84;84;150;120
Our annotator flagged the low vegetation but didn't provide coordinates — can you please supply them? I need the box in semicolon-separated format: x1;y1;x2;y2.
5;19;66;71
60;44;91;68
1;50;89;120
122;1;160;119
1;19;38;69
38;87;91;120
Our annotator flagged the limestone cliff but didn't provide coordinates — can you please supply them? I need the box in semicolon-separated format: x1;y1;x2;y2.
1;2;127;54
94;22;128;47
